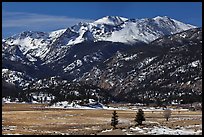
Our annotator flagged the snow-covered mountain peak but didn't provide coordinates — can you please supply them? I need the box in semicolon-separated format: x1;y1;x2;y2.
171;19;197;30
3;31;52;59
2;15;197;58
153;16;170;20
49;29;67;39
94;16;128;26
153;16;196;30
8;31;49;40
4;16;197;47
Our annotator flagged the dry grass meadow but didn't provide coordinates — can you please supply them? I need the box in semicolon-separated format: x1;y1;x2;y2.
2;103;202;135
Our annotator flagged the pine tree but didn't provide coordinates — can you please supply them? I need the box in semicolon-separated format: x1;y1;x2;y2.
111;110;118;129
135;109;145;126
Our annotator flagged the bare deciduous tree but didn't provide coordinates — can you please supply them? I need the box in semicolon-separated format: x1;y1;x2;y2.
163;109;172;121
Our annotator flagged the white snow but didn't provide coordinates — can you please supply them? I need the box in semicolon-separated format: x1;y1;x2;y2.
138;57;157;69
128;125;202;135
26;54;37;62
32;93;55;103
76;59;82;67
3;16;197;63
172;19;197;31
122;54;138;61
2;69;33;86
189;60;200;67
83;55;89;62
48;101;106;110
101;129;113;133
147;126;201;135
130;127;145;133
2;97;22;104
67;16;196;45
47;100;133;110
94;16;128;26
70;91;80;96
49;29;67;39
5;34;50;58
64;59;82;72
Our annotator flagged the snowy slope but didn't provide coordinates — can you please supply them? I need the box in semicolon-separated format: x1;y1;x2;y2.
4;31;51;58
2;15;198;93
104;16;196;43
80;28;202;103
2;69;34;87
94;16;128;26
67;16;196;45
3;16;196;61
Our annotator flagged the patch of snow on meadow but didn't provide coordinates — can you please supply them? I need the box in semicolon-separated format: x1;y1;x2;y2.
127;125;202;135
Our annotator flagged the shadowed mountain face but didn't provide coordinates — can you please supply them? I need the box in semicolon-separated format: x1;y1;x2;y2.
2;80;20;98
2;15;201;104
80;28;202;103
2;16;196;87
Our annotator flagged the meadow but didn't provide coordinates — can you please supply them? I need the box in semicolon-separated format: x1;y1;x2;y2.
2;103;202;135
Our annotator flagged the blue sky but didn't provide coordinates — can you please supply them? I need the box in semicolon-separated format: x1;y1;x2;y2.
2;2;202;38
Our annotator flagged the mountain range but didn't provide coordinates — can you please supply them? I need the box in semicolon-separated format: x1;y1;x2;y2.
2;16;202;105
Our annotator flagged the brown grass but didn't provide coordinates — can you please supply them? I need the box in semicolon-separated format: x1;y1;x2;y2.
2;103;202;135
